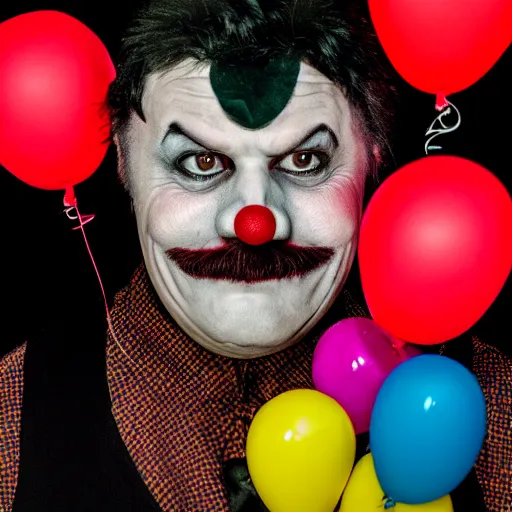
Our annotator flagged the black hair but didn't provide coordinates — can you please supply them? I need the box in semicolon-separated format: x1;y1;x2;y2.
107;0;397;172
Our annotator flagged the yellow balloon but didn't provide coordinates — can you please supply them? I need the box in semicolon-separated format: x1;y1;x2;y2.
339;454;453;512
246;389;356;512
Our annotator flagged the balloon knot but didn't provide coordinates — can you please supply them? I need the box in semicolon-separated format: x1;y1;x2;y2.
390;336;411;361
383;497;396;509
435;92;448;111
63;186;77;208
391;336;406;350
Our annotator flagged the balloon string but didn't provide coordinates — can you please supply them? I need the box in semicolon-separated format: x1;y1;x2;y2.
63;191;138;368
424;100;461;155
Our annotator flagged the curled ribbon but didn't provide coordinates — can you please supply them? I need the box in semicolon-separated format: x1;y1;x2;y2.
424;100;461;155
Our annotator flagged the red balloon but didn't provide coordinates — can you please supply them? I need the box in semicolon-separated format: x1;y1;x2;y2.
358;156;512;345
0;11;115;190
368;0;512;97
234;205;277;245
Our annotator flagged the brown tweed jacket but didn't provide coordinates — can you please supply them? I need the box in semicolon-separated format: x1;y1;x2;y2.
0;266;511;511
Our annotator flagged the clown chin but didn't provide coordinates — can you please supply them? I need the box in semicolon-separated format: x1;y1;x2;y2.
150;247;341;358
197;283;305;345
176;271;322;356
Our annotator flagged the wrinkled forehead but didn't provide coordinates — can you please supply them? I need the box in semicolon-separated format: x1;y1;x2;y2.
140;59;354;145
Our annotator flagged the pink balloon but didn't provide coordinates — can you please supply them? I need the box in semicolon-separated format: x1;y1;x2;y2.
312;318;421;434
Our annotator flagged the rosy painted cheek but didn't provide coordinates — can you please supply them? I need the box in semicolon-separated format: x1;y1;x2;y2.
288;178;362;247
327;173;365;222
332;189;363;227
146;188;218;249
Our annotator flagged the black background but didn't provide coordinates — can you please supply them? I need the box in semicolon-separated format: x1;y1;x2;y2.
0;1;510;357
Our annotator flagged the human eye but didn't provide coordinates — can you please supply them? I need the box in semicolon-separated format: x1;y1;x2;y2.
273;150;329;176
177;152;233;181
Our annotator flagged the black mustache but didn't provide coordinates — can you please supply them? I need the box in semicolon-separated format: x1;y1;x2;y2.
166;240;334;283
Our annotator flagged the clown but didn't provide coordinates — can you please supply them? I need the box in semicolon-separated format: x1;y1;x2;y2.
0;0;510;511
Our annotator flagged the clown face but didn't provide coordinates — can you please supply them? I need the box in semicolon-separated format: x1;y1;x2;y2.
120;60;369;358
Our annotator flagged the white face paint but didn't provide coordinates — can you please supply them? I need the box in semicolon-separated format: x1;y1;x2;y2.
120;59;368;358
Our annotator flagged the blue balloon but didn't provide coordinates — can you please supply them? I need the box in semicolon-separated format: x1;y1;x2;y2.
369;354;486;504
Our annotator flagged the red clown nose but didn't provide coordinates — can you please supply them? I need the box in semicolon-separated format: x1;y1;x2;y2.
234;205;277;245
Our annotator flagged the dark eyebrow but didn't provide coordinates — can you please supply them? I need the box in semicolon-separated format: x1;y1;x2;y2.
292;123;339;151
161;122;213;150
161;122;338;153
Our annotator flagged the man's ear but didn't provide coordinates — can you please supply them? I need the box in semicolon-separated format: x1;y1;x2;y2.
372;144;382;165
362;144;383;209
113;133;119;146
112;132;130;191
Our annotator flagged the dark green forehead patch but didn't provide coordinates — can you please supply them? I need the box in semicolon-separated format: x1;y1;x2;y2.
210;55;301;130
